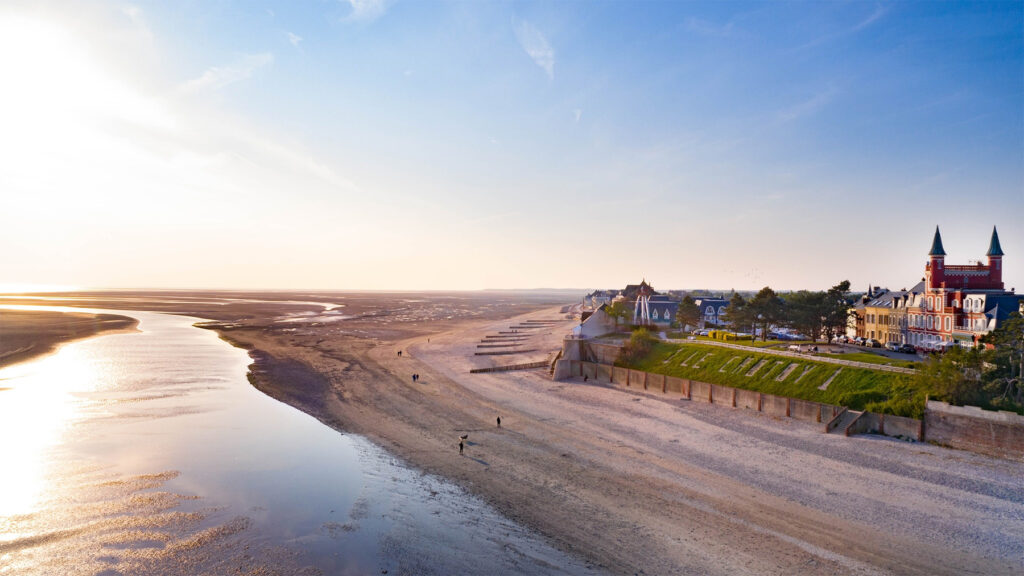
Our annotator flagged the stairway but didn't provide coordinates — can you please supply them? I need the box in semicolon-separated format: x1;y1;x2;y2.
827;409;862;435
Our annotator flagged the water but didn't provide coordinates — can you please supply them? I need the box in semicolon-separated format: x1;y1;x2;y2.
0;307;600;575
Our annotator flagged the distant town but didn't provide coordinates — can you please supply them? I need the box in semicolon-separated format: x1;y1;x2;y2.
580;226;1022;351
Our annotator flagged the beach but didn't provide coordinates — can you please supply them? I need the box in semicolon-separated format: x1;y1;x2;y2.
2;292;1022;575
212;303;1024;576
0;308;138;368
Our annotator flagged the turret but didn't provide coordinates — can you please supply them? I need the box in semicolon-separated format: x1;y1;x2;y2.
927;226;946;290
987;226;1004;286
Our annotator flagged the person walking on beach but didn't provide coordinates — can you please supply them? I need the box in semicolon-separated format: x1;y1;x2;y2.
397;350;402;357
459;440;464;455
496;416;501;428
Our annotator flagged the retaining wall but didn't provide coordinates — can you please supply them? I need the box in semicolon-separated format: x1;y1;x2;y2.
568;360;843;429
924;400;1024;461
736;388;760;411
844;411;923;440
470;361;550;374
613;366;629;384
790;399;823;423
551;360;950;448
583;342;623;365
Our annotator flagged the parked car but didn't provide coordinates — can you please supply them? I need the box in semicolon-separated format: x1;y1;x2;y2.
897;343;916;354
851;337;865;346
865;338;882;348
885;341;901;352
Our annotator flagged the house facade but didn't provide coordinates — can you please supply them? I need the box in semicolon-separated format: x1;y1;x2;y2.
694;297;729;328
904;227;1021;348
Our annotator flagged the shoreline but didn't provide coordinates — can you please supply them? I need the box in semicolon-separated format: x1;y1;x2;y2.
209;305;1024;575
4;293;1021;574
0;309;139;369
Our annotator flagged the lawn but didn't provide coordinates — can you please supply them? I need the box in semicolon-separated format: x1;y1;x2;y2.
621;342;924;417
816;351;918;369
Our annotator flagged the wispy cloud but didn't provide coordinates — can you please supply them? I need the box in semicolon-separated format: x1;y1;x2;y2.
852;4;888;32
794;4;889;51
179;53;273;94
286;31;302;46
573;108;582;123
342;0;390;23
775;86;838;124
514;20;554;80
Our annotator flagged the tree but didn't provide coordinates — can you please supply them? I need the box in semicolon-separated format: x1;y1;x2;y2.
605;301;630;330
620;327;658;364
727;292;753;335
676;295;700;331
823;280;852;342
980;312;1024;409
783;290;827;342
747;287;784;341
915;347;985;406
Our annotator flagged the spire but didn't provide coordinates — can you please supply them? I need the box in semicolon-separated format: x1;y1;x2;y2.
987;226;1004;257
929;226;946;257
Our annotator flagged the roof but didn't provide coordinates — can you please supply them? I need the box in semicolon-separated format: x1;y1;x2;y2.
694;297;729;306
987;226;1005;257
984;294;1024;323
929;226;947;256
866;290;907;308
622;281;659;299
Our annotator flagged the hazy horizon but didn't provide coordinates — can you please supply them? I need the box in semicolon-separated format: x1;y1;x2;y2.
1;1;1021;292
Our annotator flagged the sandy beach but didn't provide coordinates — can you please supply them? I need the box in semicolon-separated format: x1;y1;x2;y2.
216;304;1024;576
0;308;138;368
3;292;1021;575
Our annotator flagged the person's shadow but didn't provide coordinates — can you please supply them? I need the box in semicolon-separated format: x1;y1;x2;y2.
461;441;489;466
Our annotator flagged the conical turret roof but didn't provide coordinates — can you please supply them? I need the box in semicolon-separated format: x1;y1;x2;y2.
929;226;946;257
987;226;1004;257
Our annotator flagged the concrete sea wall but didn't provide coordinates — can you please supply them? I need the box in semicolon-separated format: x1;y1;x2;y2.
923;400;1024;461
561;359;847;427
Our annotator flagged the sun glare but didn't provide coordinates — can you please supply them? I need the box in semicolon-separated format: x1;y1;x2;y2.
0;344;100;517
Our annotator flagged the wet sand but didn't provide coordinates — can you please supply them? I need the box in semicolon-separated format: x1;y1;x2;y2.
0;309;138;368
3;291;1022;575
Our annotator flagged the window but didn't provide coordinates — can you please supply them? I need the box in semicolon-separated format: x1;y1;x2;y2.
944;317;951;331
718;306;726;317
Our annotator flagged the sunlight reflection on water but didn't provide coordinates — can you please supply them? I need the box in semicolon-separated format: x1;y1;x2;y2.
0;306;600;575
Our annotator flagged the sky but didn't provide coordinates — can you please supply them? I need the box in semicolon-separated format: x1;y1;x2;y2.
0;0;1021;292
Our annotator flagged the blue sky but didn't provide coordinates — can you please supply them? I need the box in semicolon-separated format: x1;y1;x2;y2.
0;1;1021;292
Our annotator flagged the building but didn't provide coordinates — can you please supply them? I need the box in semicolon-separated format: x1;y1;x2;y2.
864;290;899;343
573;304;618;338
693;297;729;328
849;285;887;340
905;227;1022;349
585;290;617;308
646;294;679;326
611;280;680;327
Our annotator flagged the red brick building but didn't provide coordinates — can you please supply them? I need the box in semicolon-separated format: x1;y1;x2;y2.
905;226;1021;349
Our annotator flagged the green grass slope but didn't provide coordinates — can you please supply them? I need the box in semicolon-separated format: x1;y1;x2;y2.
621;342;923;418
